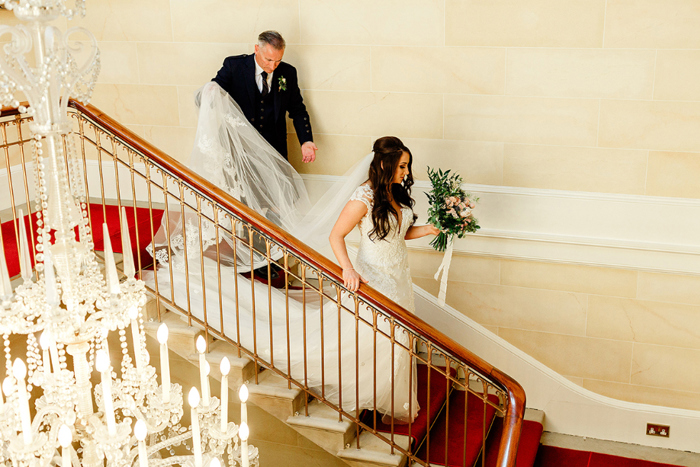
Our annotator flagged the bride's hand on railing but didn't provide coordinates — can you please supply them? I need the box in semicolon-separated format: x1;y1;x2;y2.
343;267;368;292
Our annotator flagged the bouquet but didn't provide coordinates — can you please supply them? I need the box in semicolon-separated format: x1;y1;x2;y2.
425;167;480;306
426;168;480;251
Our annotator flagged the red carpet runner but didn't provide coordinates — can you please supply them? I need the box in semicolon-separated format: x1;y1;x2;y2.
534;445;685;467
1;204;164;277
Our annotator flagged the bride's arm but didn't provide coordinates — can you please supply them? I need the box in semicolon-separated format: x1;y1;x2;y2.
405;224;440;240
329;200;368;291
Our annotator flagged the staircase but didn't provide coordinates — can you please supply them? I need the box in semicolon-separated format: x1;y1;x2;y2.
142;296;543;467
0;100;529;466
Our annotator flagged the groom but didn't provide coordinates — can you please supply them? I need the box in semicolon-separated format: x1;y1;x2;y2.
212;30;317;163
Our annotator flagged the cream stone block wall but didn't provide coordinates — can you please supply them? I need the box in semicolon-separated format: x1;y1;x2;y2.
502;145;647;194
646;152;700;199
654;50;700;101
505;49;655;99
300;0;444;46
444;95;599;146
409;249;700;410
445;0;606;47
604;0;700;48
599;100;700;152
70;0;700;200
170;0;301;43
371;47;505;94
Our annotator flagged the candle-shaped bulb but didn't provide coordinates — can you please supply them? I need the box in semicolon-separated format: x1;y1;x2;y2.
2;378;13;396
196;335;206;353
239;384;248;403
135;419;149;467
157;323;169;344
239;422;249;441
220;357;230;376
210;459;221;467
95;350;109;372
0;239;11;298
13;358;26;379
102;224;120;294
128;306;139;320
58;424;72;447
120;207;136;278
134;419;147;441
44;251;58;306
188;387;200;408
40;331;50;350
17;210;32;283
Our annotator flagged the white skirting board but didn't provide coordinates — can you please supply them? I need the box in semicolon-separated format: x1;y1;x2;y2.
303;174;700;276
413;285;700;453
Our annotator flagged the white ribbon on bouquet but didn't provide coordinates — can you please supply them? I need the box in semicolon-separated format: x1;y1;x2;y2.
433;235;454;307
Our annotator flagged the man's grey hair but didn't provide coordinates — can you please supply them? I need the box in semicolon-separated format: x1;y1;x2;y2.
258;31;286;50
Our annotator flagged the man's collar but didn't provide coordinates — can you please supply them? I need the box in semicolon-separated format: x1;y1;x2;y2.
254;56;264;76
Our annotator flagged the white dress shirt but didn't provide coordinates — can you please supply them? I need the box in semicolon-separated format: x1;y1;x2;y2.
254;59;273;93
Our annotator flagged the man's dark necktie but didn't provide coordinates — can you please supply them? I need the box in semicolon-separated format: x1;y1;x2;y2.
261;71;269;97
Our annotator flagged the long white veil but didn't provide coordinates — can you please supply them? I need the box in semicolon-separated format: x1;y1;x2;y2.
148;82;371;270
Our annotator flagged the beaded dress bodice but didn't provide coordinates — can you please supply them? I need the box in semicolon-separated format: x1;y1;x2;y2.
350;184;415;312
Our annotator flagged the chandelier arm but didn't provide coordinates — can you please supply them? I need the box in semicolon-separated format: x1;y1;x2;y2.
0;25;35;97
148;454;198;467
59;26;98;114
145;431;193;459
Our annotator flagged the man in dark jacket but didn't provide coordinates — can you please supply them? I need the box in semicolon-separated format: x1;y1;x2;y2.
212;30;317;162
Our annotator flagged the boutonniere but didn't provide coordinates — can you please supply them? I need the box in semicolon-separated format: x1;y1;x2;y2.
278;76;287;92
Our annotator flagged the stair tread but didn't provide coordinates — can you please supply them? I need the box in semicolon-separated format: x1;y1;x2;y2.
286;399;354;433
144;311;196;332
360;364;456;448
247;370;303;399
338;431;410;466
416;389;500;467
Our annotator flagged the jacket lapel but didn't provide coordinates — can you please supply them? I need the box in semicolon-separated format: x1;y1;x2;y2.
272;68;282;121
245;54;257;111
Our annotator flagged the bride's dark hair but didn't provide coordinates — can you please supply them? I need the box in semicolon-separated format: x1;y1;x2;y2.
367;136;417;241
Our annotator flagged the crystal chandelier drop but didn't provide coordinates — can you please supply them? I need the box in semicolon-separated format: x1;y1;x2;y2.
0;1;258;465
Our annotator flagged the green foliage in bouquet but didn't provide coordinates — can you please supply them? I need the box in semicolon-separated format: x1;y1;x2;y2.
425;167;480;252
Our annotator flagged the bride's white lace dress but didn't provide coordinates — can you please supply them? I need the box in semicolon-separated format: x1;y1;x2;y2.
351;184;415;314
145;82;418;421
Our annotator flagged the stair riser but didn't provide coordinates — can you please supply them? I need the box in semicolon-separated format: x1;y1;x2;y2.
291;425;356;455
247;392;307;420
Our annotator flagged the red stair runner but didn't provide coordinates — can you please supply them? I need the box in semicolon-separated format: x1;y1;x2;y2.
1;204;164;277
360;364;455;447
484;418;543;467
534;445;684;467
416;389;500;467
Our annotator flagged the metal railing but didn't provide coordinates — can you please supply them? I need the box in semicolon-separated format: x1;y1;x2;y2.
0;101;526;467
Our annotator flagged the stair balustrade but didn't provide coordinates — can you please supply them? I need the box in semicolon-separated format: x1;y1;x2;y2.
0;101;526;467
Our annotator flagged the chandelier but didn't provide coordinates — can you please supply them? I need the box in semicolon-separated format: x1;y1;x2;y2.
0;0;258;465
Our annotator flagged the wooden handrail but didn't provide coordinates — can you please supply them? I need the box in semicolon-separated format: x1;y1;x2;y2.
4;100;526;466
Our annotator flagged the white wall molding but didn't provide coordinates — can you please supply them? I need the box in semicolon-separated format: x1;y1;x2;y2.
303;174;700;275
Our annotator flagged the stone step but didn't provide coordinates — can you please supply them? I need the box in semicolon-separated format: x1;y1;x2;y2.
286;399;356;454
143;300;411;467
338;431;410;467
246;370;307;420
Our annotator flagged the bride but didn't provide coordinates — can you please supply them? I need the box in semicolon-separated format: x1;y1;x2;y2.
145;83;438;422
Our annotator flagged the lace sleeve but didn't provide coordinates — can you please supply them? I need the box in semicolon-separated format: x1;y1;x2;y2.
349;184;373;211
